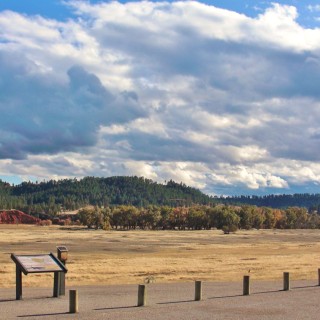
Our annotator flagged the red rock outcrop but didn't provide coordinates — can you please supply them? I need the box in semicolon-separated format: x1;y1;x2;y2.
0;210;40;224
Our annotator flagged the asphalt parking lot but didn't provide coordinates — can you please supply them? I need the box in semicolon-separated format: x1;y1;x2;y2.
1;280;319;319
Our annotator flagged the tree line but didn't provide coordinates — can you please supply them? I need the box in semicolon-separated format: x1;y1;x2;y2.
77;204;320;232
223;193;320;211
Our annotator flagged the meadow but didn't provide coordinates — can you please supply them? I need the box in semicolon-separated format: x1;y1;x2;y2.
0;225;320;288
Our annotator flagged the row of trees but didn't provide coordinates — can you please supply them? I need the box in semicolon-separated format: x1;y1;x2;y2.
77;204;320;231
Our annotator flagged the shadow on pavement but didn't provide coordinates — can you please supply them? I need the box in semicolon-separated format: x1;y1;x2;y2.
18;312;70;318
94;305;137;311
208;294;242;300
0;298;16;302
292;285;318;290
157;299;194;305
252;290;282;295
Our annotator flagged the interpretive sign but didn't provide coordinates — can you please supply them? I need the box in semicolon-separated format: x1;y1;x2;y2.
11;254;65;274
11;253;67;300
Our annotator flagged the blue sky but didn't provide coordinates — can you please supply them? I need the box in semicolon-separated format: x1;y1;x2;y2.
1;0;319;27
0;0;320;196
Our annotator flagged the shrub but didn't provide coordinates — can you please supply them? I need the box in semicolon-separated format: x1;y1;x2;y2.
222;224;238;234
36;219;52;226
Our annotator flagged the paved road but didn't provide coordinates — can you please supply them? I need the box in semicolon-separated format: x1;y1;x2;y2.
1;280;319;319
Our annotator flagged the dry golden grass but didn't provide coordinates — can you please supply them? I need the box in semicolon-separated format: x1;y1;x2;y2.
1;225;320;288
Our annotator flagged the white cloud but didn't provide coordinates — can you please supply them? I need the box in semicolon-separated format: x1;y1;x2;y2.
122;161;158;180
307;5;320;12
1;1;320;195
205;163;289;190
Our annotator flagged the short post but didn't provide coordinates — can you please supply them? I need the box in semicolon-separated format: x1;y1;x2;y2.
318;269;320;286
69;290;78;313
137;284;146;307
195;280;202;301
283;272;290;291
243;275;250;296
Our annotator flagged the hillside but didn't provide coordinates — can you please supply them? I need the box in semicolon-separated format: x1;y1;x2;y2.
1;177;320;216
0;177;215;215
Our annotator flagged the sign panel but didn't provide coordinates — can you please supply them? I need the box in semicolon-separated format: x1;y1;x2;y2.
11;253;67;274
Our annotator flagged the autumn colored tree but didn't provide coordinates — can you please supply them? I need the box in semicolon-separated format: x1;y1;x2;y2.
168;207;188;230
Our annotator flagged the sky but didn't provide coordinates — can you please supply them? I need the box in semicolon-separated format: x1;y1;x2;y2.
0;1;320;196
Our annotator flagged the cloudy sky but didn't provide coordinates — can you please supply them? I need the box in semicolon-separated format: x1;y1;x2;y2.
0;0;320;196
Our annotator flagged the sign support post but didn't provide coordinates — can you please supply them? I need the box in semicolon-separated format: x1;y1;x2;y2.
16;266;22;300
56;246;68;296
53;272;60;297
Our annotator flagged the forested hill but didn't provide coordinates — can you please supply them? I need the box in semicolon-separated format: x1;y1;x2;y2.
1;177;320;215
0;177;215;215
223;194;320;212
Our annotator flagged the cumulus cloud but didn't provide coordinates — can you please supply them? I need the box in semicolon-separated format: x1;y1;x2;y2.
0;52;145;159
1;1;320;195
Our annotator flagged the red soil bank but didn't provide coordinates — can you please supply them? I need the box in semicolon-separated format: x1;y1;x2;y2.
0;210;40;224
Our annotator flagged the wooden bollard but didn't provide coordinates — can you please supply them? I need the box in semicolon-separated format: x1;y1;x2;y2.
69;290;78;313
137;284;146;307
243;275;250;296
318;269;320;286
195;281;202;301
283;272;290;291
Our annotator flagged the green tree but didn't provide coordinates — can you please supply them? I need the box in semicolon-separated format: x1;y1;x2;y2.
158;206;173;229
77;206;111;229
306;213;320;229
239;206;255;229
186;206;208;230
282;207;308;229
111;205;139;229
220;208;240;233
262;207;276;229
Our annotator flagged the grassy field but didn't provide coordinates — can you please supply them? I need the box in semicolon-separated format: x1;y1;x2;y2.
0;225;320;288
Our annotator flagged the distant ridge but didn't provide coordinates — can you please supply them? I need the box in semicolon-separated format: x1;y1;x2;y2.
1;177;320;215
222;193;320;211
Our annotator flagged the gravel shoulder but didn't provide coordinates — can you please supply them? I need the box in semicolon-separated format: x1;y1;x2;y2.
1;280;319;319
